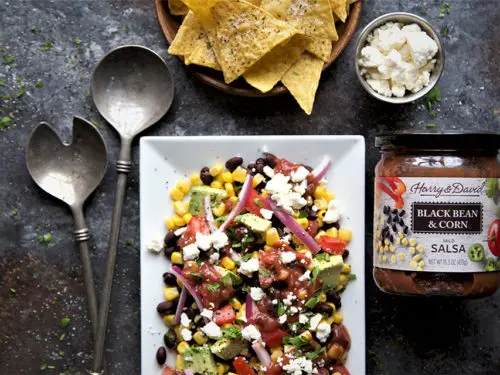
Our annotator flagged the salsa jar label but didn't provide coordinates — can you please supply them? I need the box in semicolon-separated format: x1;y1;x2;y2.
374;177;500;273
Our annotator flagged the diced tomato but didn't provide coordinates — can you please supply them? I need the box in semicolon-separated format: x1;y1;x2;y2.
265;363;282;375
331;365;351;375
261;328;288;348
318;235;347;255
245;189;266;216
198;264;234;309
233;357;255;375
177;216;210;248
213;304;236;325
274;158;301;176
307;220;319;237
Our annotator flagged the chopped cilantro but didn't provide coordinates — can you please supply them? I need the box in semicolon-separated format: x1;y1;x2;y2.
10;288;16;294
426;123;438;129
73;39;82;45
277;300;285;316
345;273;357;280
15;77;22;83
206;41;212;49
31;26;38;33
35;80;43;88
59;333;66;341
423;86;441;111
3;54;15;65
125;25;131;32
283;335;309;349
259;268;271;277
2;93;12;101
305;347;326;360
59;317;71;328
35;334;42;342
40;361;48;370
440;2;451;15
231;243;242;248
0;116;11;131
37;232;52;244
0;80;5;86
298;210;308;219
206;283;220;292
40;41;53;52
311;265;320;285
16;85;25;98
292;71;300;76
221;272;240;286
242;253;253;262
304;296;320;309
125;239;133;246
442;25;449;37
190;272;204;281
253;198;263;207
315;252;330;262
222;326;242;339
234;215;244;223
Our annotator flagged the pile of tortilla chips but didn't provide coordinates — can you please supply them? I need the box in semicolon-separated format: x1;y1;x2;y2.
168;0;358;114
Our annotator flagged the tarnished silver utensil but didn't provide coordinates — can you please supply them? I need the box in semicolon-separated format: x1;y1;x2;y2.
90;45;174;373
25;117;107;346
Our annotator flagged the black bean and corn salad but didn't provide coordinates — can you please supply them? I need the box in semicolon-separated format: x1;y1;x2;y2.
150;153;356;375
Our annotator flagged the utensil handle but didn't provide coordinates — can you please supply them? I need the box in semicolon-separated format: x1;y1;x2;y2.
92;144;131;373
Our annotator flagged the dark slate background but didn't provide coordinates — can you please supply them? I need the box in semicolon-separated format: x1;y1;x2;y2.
1;0;499;374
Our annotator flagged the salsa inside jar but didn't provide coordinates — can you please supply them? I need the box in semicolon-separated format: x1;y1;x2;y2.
374;132;500;297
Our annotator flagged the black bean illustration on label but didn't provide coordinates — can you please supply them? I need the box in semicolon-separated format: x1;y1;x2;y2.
412;202;482;234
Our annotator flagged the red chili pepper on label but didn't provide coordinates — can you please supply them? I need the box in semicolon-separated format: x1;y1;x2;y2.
377;178;406;209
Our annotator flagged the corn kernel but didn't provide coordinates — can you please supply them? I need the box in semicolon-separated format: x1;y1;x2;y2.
313;186;327;200
339;274;347;284
221;256;236;270
382;255;387;262
217;363;229;375
212;203;226;217
325;190;335;201
409;260;418;270
210;180;223;189
235;309;246;322
173;215;185;227
402;238;409;246
171;252;183;265
170;187;184;201
315;230;326;240
376;230;381;239
271;348;283;362
190;173;202;186
326;302;336;312
325;316;335;325
307;195;313;206
419;260;425;267
296;217;309;229
209;164;224;176
183;213;193;224
176;278;184;288
215;172;225;184
174;325;183;340
390;255;396;264
398;232;404;239
313;198;328;210
417;244;425;253
409;247;416;255
193;331;208;345
413;254;422;262
232;166;247;183
164;287;179;301
176;178;192;194
261;190;268;198
380;217;385;225
229;196;239;204
377;255;382;263
297;289;308;300
389;245;396;253
398;253;405;261
252;251;259;259
266;228;280;246
384;245;389;252
319;291;327;302
326;227;338;237
165;217;176;230
225;182;235;197
163;314;175;327
230;298;242;310
384;239;390;246
335;285;344;293
409;238;417;247
222;171;233;183
251;173;265;188
396;238;401;245
174;201;188;216
342;264;351;274
177;341;190;353
333;311;343;324
338;227;352;242
176;354;184;370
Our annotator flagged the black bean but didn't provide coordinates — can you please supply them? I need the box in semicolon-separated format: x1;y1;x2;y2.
389;235;394;243
387;215;392;224
393;215;399;223
308;210;318;221
255;158;266;174
164;231;177;247
304;165;313;172
162;272;177;286
164;246;175;257
156;301;175;315
156;347;167;365
399;219;405;227
274;280;288;289
232;225;249;241
271;216;285;230
314;302;334;315
200;167;213;185
164;330;176;349
326;290;341;309
399;210;406;217
391;209;398;214
323;222;340;230
392;224;397;233
403;226;409;234
264;153;278;168
225;156;243;172
247;163;257;175
383;206;389;215
342;249;349;260
184;306;197;319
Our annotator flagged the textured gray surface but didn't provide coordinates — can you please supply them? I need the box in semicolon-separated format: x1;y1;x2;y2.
0;0;499;374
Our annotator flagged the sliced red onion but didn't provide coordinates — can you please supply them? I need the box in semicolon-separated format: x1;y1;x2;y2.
174;286;187;325
203;195;217;233
310;157;331;182
245;294;257;322
265;197;321;254
218;174;253;233
183;371;194;375
170;266;209;323
252;342;272;367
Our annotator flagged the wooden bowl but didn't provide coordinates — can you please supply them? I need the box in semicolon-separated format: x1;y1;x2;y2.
155;0;363;97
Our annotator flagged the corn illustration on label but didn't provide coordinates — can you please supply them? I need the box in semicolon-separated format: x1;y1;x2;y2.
374;177;500;273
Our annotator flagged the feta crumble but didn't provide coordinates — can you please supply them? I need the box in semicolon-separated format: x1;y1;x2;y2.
260;208;274;220
209;252;220;264
241;324;262;342
323;200;340;224
263;165;275;178
181;328;192;342
316;322;331;343
299;314;309;324
201;309;214;320
182;243;200;260
290;166;310;182
283;357;315;375
298;270;311;281
250;287;266;301
147;239;163;254
238;258;259;276
202;321;222;339
309;314;323;331
280;251;297;264
180;313;191;327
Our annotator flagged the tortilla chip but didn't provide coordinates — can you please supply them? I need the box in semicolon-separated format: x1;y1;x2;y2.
186;38;221;70
282;52;323;115
168;11;205;56
304;37;332;62
261;0;338;40
331;0;347;22
244;35;308;93
207;0;297;83
169;0;189;15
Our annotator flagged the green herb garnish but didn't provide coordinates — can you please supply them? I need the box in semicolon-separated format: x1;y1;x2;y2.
259;268;271;277
311;266;320;285
40;41;53;52
423;86;441;111
253;198;263;207
35;80;43;88
206;283;220;292
426;123;437;129
345;274;357;280
242;253;253;262
222;326;242;339
304;296;320;309
0;116;11;131
16;85;25;98
283;335;309;349
59;317;71;328
315;252;330;262
305;347;326;360
277;301;285;316
37;232;52;244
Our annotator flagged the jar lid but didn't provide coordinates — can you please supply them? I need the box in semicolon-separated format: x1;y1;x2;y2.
376;132;500;151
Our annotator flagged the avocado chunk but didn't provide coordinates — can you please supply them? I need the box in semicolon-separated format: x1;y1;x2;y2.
313;255;344;288
182;345;218;374
188;186;228;215
238;213;271;233
211;338;248;361
215;266;242;286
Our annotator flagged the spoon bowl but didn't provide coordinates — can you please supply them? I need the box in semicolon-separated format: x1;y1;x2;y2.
91;45;174;139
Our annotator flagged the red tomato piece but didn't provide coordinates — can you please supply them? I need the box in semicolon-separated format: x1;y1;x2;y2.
332;365;351;375
318;235;347;255
245;189;266;216
177;216;210;248
261;328;288;348
487;219;500;256
213;304;236;325
233;357;256;375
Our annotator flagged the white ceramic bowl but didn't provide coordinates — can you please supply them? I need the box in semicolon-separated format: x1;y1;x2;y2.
354;12;445;104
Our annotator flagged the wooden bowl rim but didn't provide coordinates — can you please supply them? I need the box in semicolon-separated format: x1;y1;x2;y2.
155;0;363;97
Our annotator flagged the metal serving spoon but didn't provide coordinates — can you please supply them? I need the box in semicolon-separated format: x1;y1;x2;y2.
90;45;174;373
25;117;107;348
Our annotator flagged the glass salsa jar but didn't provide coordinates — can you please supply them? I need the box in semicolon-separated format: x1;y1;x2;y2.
373;132;500;297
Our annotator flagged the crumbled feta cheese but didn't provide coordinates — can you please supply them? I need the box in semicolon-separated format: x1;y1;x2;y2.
180;313;191;327
279;315;287;324
323;200;340;224
211;231;229;250
182;243;200;260
147;239;163;254
250;287;266;301
280;251;297;264
283;293;297;306
293;180;307;195
289;306;298;315
209;252;220;264
316;322;331;343
202;321;222;339
309;314;323;331
181;328;192;341
238;258;259;276
201;309;214;320
405;31;439;68
283;357;315;375
174;227;187;236
229;248;242;263
241;324;261;342
263;165;275;178
265;173;291;195
299;314;309;324
195;233;212;251
260;208;273;220
291;166;310;183
298;270;311;282
272;299;278;305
